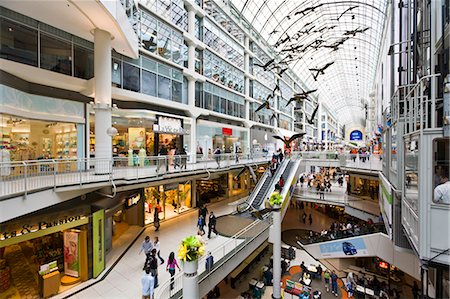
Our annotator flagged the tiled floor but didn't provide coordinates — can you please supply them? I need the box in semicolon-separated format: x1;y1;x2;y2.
57;197;240;299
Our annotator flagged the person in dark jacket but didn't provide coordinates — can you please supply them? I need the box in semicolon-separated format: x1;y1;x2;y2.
208;211;218;238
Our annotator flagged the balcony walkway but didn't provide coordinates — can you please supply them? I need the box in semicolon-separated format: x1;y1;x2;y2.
0;155;270;199
293;183;380;217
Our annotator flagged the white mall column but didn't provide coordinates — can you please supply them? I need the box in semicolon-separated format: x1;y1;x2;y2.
94;29;112;173
182;260;199;299
272;208;282;299
189;116;197;163
188;9;195;36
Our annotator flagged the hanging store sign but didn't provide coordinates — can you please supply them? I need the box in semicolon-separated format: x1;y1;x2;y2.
154;116;189;134
350;130;363;141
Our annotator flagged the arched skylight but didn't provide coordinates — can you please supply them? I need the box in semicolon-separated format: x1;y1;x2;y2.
230;0;388;126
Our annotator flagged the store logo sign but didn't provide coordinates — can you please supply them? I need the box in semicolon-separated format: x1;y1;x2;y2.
154;116;189;134
126;193;141;208
1;215;83;240
222;128;232;136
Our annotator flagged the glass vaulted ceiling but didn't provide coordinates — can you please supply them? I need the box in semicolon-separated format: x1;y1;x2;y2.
230;0;387;126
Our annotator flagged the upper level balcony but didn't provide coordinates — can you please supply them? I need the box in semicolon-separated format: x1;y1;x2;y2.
0;153;270;200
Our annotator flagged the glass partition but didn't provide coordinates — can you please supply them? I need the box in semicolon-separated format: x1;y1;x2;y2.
404;137;419;214
432;138;450;204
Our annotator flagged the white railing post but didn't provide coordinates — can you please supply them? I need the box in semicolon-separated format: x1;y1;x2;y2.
23;161;27;197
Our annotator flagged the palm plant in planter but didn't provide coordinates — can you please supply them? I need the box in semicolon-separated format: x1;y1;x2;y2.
269;192;283;208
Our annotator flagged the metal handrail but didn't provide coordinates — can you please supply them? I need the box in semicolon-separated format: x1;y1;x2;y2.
0;153;270;198
237;169;269;213
155;214;272;299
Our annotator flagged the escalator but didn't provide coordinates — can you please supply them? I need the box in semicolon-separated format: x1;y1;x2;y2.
237;159;289;214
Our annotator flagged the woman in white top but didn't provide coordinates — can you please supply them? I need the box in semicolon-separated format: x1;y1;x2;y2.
153;237;164;265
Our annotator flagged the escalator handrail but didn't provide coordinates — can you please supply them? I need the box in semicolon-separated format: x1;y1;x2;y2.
251;159;290;211
237;169;270;213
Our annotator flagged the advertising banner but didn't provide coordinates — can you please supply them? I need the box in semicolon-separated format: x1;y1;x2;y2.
64;231;80;277
319;237;369;258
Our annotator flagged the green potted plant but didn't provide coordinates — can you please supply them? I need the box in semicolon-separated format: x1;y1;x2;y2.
178;235;206;274
269;192;283;208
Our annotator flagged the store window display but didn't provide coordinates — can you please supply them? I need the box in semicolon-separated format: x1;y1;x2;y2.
90;114;155;159
144;183;192;224
0;114;82;162
0;228;88;298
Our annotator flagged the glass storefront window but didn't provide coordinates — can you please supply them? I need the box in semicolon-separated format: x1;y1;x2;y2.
0;113;82;161
40;33;72;76
0;17;38;67
144;183;192;224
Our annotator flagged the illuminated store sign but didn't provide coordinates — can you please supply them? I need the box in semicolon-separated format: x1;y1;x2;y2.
126;193;141;208
154;116;189;134
1;215;84;240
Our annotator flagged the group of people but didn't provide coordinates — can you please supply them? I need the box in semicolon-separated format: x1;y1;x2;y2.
298;261;339;297
140;235;170;298
197;204;218;239
269;149;284;176
158;145;188;171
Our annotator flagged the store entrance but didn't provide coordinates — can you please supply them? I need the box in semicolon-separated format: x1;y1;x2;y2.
0;228;87;298
144;183;192;225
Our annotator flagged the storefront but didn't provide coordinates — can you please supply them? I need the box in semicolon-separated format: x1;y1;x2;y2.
250;126;275;156
348;173;379;200
0;205;90;298
89;110;190;161
93;191;144;256
0;84;85;162
197;119;248;156
144;181;192;224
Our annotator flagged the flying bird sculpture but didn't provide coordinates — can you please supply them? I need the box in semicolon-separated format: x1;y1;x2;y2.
309;62;334;81
254;58;275;70
273;133;307;149
306;104;320;124
336;6;358;21
286;89;318;106
344;27;370;36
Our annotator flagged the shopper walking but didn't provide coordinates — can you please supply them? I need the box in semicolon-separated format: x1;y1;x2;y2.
153;207;160;231
153;236;164;265
199;204;208;220
205;251;214;272
158;144;169;172
141;268;155;299
214;146;221;168
198;214;206;235
139;236;153;256
330;270;338;296
166;252;180;290
148;249;159;288
302;212;307;224
208;211;218;238
323;270;330;292
180;146;187;169
309;213;313;225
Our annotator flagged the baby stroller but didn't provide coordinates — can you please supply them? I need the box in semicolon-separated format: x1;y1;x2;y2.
312;290;322;299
